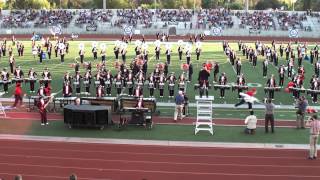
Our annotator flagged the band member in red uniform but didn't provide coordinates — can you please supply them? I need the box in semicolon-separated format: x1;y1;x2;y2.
96;85;105;97
63;81;72;97
12;82;23;107
235;88;258;115
38;96;51;125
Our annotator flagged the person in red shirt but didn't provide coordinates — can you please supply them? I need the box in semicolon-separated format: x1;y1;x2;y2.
235;88;258;114
12;82;23;107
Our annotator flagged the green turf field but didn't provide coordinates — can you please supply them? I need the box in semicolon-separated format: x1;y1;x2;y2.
0;40;317;105
25;121;309;144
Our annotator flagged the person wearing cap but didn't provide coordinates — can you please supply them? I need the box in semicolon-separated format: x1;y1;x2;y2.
174;90;185;122
12;82;24;107
306;115;320;160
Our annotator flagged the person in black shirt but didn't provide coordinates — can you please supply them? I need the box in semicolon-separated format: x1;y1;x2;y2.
198;65;210;98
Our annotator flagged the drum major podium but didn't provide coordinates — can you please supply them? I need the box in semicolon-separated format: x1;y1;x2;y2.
195;96;214;135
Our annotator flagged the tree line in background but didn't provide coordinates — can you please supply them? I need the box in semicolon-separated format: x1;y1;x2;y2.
0;0;320;11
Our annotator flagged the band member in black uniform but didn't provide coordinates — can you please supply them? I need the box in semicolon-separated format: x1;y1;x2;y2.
126;70;134;96
135;45;141;56
165;48;172;65
1;68;9;93
298;54;303;67
62;81;72;97
9;54;15;74
315;60;320;77
219;72;227;98
134;85;143;97
73;71;82;95
188;62;193;82
266;74;277;100
94;70;103;88
143;47;148;61
229;49;236;65
293;75;303;99
252;50;257;68
114;45;119;60
8;46;12;57
27;68;37;92
285;44;291;61
96;85;105;97
121;47;127;63
263;58;268;78
314;44;319;61
105;70;113;96
198;65;210;98
279;43;284;57
13;66;24;82
63;72;72;84
158;73;165;98
41;67;51;87
310;77;319;103
278;65;286;87
186;49;191;64
235;58;242;76
178;73;186;92
79;48;85;63
273;50;278;66
92;46;98;60
167;72;176;98
83;70;91;95
47;43;52;59
196;47;201;60
148;73;155;97
213;62;219;82
115;72;123;96
101;47;106;63
155;46;160;61
237;74;246;98
178;46;183;61
60;47;65;63
310;49;315;64
288;58;294;77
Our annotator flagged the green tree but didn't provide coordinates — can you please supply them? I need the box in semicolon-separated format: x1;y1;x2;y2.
255;0;281;10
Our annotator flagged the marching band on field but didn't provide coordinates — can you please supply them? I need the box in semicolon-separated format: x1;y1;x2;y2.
1;36;320;104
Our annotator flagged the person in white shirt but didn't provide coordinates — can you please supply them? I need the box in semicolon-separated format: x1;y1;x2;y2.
244;112;258;134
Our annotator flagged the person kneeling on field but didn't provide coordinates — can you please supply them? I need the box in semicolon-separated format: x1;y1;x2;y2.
244;111;257;134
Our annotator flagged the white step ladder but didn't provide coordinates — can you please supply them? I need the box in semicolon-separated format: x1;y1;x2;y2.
195;96;214;135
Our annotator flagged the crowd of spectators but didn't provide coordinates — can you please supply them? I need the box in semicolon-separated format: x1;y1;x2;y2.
276;12;307;30
197;8;233;29
156;9;193;22
1;9;38;28
75;9;113;27
34;10;73;28
114;8;153;28
237;11;275;30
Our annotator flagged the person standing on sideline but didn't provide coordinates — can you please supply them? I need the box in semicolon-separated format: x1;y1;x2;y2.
38;96;52;126
12;82;24;107
306;115;320;160
174;90;185;122
244;111;257;135
296;96;308;129
265;99;275;133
